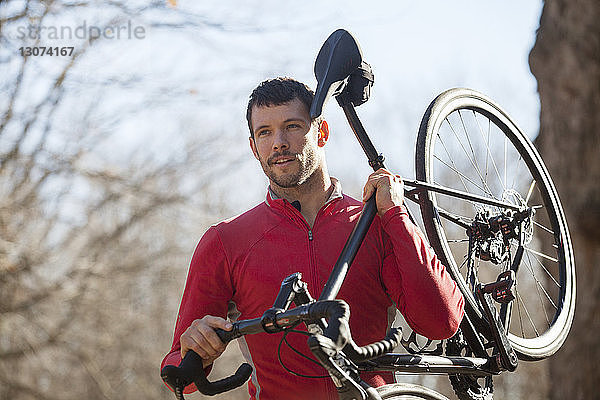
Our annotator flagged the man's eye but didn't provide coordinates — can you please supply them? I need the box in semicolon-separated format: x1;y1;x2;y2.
257;130;270;137
287;124;301;129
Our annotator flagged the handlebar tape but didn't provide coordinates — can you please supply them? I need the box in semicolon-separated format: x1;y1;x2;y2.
215;327;240;343
160;329;253;398
306;300;352;364
306;300;402;363
192;358;253;396
307;300;351;352
343;327;402;362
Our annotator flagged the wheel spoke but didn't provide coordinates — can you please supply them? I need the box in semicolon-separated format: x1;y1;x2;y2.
524;247;558;263
433;156;489;195
485;117;491;190
446;115;495;197
525;251;553;328
516;289;540;337
473;112;505;192
436;133;472;195
526;247;561;288
504;135;508;189
525;180;536;205
510;154;525;193
471;251;480;290
515;286;526;338
459;254;469;272
457;110;496;197
533;219;554;235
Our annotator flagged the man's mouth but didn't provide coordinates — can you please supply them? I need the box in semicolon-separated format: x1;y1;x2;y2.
270;156;296;166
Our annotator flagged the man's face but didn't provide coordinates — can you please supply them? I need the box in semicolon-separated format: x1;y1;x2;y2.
249;98;322;189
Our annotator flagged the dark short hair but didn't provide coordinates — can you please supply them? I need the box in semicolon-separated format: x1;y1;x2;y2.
246;77;316;138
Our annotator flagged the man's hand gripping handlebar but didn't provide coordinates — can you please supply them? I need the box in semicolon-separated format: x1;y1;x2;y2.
160;273;402;399
161;326;253;399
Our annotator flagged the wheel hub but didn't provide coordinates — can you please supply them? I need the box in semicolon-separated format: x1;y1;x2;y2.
469;190;534;265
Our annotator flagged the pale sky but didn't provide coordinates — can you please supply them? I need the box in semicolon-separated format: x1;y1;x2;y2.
2;0;544;213
158;0;545;210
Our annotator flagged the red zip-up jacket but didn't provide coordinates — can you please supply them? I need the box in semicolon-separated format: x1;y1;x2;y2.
162;181;464;399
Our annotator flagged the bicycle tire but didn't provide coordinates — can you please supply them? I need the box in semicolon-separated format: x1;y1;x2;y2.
377;383;450;399
415;88;575;360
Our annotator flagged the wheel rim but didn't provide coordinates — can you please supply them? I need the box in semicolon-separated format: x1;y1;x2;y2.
417;89;575;358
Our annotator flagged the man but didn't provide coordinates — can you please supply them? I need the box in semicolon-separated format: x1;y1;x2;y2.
161;78;464;400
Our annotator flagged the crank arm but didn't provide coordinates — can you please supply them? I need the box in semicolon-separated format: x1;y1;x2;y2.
476;285;518;371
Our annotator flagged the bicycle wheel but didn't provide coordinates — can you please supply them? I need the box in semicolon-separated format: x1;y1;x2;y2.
377;383;450;399
415;88;575;360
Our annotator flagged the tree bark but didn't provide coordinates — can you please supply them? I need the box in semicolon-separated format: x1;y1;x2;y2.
529;1;600;399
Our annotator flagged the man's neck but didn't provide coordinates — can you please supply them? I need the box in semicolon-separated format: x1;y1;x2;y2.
269;170;333;228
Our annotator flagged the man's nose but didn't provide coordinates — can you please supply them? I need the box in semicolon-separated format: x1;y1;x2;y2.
272;128;289;151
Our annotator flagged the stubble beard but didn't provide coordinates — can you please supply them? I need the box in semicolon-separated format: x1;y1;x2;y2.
262;146;320;189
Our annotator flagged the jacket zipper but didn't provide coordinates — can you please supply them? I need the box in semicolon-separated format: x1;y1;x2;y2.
283;199;340;301
307;228;318;296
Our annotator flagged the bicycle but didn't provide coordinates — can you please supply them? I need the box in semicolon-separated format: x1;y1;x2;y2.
161;29;576;400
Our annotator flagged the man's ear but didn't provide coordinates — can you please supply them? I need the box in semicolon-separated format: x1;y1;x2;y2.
318;120;329;147
249;136;260;160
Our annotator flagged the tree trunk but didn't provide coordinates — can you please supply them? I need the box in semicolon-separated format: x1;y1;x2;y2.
529;1;600;399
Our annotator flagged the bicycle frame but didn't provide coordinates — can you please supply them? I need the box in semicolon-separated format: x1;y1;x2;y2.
280;272;502;379
266;273;504;400
360;353;491;377
330;95;520;372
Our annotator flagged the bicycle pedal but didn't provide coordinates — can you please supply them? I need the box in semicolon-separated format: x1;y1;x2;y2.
492;287;515;304
480;271;516;304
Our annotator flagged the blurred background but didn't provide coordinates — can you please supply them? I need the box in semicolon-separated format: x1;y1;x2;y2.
1;0;598;399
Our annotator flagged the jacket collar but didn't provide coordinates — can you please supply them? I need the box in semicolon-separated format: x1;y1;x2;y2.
265;177;343;208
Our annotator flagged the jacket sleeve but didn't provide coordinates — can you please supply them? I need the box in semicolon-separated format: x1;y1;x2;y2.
160;226;234;393
379;206;464;340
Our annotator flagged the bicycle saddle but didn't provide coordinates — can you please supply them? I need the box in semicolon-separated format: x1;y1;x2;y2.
310;29;363;118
